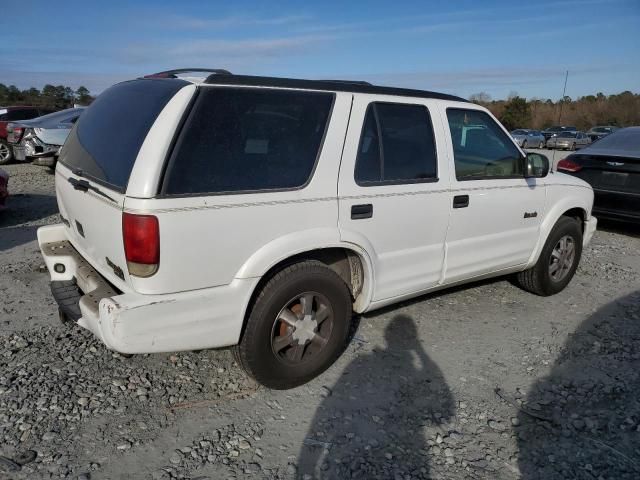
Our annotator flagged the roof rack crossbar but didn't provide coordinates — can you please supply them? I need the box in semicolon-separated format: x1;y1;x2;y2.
144;68;232;79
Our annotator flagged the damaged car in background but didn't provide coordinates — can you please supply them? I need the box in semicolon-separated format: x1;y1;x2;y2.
7;107;85;167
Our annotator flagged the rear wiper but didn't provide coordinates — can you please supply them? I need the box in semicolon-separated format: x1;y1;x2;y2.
67;176;116;203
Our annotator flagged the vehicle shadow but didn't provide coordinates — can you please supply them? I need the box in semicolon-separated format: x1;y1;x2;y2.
0;193;58;251
297;314;454;479
517;291;640;479
0;225;41;252
596;219;640;238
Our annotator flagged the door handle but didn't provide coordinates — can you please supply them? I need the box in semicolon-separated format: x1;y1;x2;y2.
453;195;469;209
351;204;373;219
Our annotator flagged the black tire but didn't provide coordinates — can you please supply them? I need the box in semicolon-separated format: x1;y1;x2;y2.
0;139;13;165
233;260;352;389
571;142;576;151
516;216;582;296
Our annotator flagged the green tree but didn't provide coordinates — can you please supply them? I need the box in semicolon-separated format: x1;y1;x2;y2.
499;96;531;130
75;86;92;105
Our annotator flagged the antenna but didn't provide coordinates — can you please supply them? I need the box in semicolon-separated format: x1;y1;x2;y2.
557;70;569;124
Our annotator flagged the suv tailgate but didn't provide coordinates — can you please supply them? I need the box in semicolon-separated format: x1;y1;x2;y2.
55;163;131;290
54;77;190;291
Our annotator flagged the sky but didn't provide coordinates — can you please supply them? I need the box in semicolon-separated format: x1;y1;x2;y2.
1;0;639;100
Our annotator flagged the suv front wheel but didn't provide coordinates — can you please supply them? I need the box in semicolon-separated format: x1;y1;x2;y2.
234;260;353;389
516;216;583;296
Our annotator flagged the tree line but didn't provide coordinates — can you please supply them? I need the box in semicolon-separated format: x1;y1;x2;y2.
0;83;94;109
470;90;640;131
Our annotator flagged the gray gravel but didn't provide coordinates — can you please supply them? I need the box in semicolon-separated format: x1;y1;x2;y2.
1;163;640;479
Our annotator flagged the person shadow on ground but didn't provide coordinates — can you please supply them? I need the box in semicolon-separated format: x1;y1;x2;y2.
297;314;455;479
517;290;640;479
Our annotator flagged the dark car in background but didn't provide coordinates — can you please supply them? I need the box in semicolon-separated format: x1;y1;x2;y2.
557;126;640;223
587;125;619;142
7;107;85;167
541;125;577;144
0;106;54;164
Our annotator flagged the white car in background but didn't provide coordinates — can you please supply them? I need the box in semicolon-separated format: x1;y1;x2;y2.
511;129;546;149
8;107;85;166
38;69;596;389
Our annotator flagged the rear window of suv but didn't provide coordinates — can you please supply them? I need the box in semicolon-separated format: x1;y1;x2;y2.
59;79;187;192
161;87;334;196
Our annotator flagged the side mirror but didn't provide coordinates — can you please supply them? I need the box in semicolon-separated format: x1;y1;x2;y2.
524;152;550;178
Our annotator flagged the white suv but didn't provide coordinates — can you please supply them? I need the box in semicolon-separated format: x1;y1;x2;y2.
38;69;597;389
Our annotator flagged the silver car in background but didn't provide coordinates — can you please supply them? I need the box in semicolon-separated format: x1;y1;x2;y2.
546;130;591;150
8;108;85;166
510;129;546;149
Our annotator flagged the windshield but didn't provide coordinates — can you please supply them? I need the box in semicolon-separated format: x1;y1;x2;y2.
512;130;527;135
59;78;187;192
547;126;563;132
558;132;577;138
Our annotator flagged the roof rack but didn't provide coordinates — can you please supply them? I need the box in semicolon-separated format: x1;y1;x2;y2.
203;74;467;103
318;79;373;86
144;68;232;79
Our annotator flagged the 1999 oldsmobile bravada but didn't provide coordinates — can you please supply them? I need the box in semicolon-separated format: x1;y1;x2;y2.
38;69;596;389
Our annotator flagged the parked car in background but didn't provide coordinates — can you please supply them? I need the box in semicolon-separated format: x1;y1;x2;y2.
0;106;54;164
0;167;8;210
511;129;546;149
557;127;639;223
587;126;619;142
547;131;591;150
38;69;596;389
541;125;577;144
8;108;85;167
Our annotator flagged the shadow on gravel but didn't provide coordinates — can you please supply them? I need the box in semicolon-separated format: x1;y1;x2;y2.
0;226;40;252
297;315;454;479
0;193;58;229
596;219;640;238
517;291;640;479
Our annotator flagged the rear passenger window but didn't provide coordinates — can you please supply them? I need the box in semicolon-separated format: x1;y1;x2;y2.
355;103;437;186
446;108;523;180
162;88;333;195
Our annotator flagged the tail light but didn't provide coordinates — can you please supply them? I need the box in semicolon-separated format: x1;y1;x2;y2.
122;212;159;277
557;158;583;173
7;124;23;144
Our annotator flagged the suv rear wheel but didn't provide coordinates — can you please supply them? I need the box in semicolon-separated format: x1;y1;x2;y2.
233;260;353;389
515;216;582;296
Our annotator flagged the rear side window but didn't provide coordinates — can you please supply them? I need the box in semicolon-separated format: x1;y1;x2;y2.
162;87;333;195
355;102;437;186
59;79;187;191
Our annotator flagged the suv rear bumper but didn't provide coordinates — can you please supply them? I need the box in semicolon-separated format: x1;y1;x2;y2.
37;224;257;354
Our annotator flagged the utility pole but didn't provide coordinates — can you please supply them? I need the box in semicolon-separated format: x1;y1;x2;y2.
558;70;569;124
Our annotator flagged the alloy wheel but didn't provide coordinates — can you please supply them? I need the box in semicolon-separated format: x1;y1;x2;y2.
270;292;334;365
0;143;10;163
549;235;576;282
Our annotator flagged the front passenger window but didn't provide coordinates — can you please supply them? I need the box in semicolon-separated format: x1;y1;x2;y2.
446;109;523;180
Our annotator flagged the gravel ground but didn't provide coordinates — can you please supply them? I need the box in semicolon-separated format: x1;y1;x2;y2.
1;163;639;480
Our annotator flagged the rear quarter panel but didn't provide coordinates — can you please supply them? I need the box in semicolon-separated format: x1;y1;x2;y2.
124;91;353;295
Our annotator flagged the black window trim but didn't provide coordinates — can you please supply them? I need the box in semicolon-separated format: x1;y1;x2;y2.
157;86;336;199
446;107;526;182
354;101;439;187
